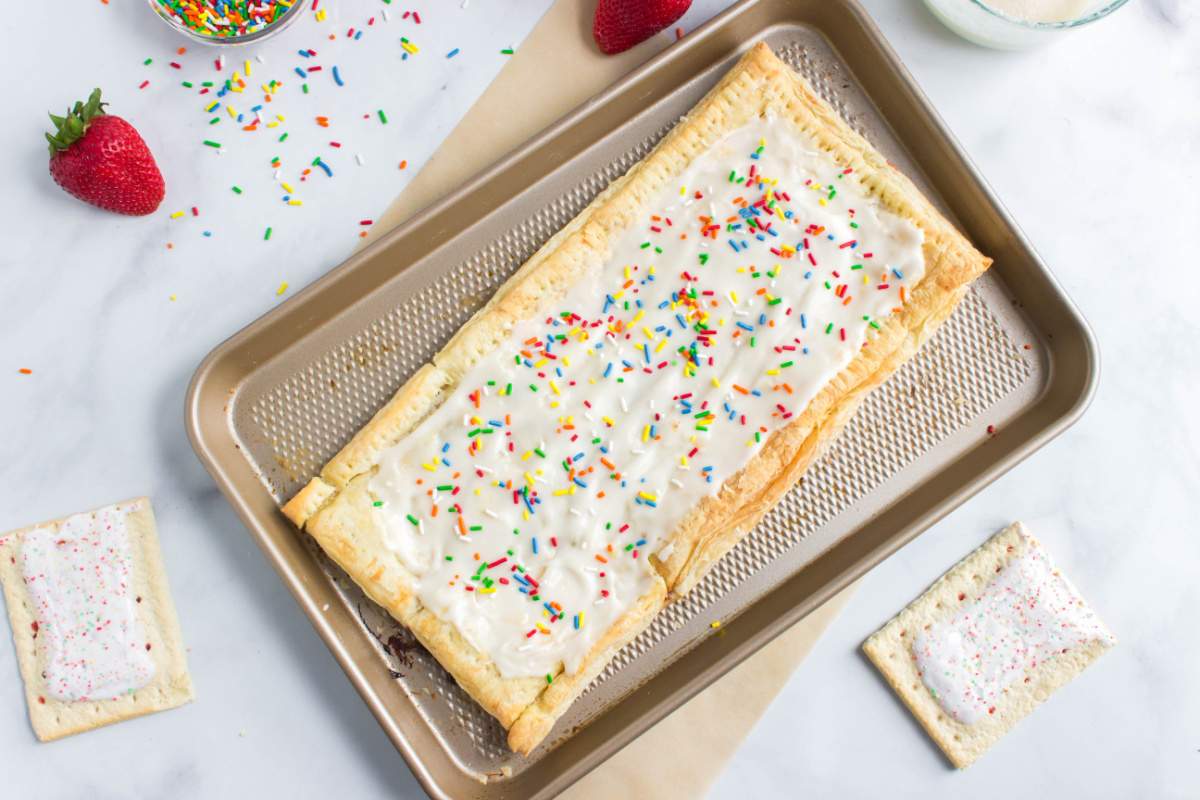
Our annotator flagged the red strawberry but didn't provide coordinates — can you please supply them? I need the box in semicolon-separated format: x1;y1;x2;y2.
593;0;692;55
46;89;165;216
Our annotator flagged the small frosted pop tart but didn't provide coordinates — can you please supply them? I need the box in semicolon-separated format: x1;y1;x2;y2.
0;498;193;741
863;522;1115;768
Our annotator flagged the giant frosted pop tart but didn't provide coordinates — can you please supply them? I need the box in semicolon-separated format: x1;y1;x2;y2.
283;43;991;754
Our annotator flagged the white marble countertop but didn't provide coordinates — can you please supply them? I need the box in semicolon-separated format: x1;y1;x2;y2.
1;1;1197;797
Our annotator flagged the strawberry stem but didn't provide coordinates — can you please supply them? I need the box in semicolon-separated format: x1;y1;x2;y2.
46;88;106;156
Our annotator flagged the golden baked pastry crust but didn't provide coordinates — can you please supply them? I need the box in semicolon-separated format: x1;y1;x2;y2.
862;523;1115;768
283;42;990;754
0;498;194;741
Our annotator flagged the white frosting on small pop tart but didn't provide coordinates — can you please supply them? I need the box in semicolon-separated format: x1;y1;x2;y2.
21;502;156;701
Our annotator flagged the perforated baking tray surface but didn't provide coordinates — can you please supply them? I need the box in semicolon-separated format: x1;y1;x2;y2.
186;1;1097;797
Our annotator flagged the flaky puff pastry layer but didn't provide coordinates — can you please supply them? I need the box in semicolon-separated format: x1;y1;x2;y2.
283;43;991;755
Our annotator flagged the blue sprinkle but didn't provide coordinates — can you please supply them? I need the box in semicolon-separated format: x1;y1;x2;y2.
532;538;539;554
294;67;307;78
800;313;807;329
736;322;754;332
447;48;460;59
332;66;344;86
316;159;333;177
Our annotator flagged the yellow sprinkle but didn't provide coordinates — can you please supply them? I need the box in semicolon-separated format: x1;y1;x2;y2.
265;122;278;128
276;282;288;296
642;326;655;340
638;491;657;502
730;291;739;303
549;380;560;395
766;369;780;376
680;186;686;196
422;462;437;472
276;114;286;122
602;416;615;427
578;612;585;626
478;587;496;594
288;199;303;206
521;450;532;461
315;8;326;20
553;487;575;496
169;210;185;219
281;182;295;193
654;339;668;353
711;377;721;388
533;358;548;368
642;425;651;443
244;60;252;76
630;309;645;325
710;621;721;629
169;294;177;302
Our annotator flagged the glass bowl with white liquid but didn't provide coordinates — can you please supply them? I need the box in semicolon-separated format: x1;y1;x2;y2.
923;0;1129;49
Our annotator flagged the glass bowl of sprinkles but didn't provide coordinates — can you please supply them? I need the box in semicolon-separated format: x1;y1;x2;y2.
148;0;306;46
923;0;1129;48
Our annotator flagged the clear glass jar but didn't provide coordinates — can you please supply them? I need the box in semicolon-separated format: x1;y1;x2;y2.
147;0;307;47
923;0;1129;49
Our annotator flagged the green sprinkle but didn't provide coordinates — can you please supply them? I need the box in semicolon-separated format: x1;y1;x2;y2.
231;186;243;194
469;525;482;532
767;297;782;306
849;222;859;229
825;322;834;334
278;132;288;142
436;485;453;491
143;57;153;65
545;674;553;685
534;447;546;458
850;264;863;270
444;555;453;561
699;253;709;265
372;501;383;507
209;117;220;125
263;227;273;241
181;81;193;88
378;109;388;124
302;83;309;94
500;48;514;55
406;514;419;526
780;360;794;368
528;384;538;393
203;139;221;148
